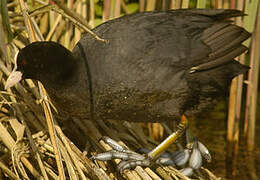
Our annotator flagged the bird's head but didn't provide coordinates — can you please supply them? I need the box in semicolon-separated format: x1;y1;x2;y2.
5;41;78;89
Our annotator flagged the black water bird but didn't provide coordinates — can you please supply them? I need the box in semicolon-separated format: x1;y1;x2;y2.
6;9;250;172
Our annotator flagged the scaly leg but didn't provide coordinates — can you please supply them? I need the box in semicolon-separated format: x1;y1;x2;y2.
147;115;188;160
92;115;189;172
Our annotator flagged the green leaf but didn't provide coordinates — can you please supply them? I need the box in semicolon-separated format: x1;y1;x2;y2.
196;0;207;8
126;3;138;14
94;18;103;27
95;3;103;17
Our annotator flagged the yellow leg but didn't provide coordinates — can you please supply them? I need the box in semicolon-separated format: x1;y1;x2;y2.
147;115;188;159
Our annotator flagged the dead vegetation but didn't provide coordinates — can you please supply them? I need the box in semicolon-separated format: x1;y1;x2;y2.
0;0;259;179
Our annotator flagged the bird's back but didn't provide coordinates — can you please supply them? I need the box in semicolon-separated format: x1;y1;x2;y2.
72;9;250;122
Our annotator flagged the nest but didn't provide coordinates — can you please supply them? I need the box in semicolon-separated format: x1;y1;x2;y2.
0;0;220;179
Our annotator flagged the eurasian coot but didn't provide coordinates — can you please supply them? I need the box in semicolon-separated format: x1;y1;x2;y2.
6;9;250;172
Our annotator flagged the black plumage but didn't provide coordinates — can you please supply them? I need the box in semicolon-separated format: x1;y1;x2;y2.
15;9;250;124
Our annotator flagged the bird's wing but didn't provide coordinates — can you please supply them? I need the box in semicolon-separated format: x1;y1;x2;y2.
74;9;249;90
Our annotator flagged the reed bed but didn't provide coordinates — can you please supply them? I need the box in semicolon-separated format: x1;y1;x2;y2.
0;0;259;179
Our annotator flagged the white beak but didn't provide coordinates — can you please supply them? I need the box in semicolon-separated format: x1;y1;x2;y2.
5;71;23;90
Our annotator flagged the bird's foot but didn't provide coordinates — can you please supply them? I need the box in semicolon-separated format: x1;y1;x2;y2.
91;136;211;176
91;136;152;173
179;139;212;176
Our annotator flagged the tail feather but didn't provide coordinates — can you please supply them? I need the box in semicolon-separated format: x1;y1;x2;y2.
213;31;250;56
190;12;251;73
206;27;245;48
203;24;241;44
191;45;248;72
209;45;248;61
201;23;229;40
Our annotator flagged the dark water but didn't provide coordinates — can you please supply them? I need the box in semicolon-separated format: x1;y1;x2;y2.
191;104;260;180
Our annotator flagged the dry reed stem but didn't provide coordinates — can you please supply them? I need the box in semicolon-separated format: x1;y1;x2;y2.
103;0;111;22
52;0;107;43
114;0;121;18
0;121;40;178
163;166;180;180
9;84;48;179
139;0;145;12
227;79;237;142
58;139;78;180
46;14;62;41
17;0;38;42
135;166;153;180
38;83;66;180
17;117;49;180
246;2;260;150
144;168;162;180
201;167;221;180
44;164;58;179
226;1;246;174
60;131;111;179
0;160;20;180
146;0;156;11
55;126;88;180
168;166;191;180
181;0;190;8
155;166;172;180
75;2;82;43
89;0;95;28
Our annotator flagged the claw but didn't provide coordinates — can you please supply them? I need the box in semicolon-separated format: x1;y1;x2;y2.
189;67;197;73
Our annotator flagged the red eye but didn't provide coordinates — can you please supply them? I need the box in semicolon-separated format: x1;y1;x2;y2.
21;59;27;66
